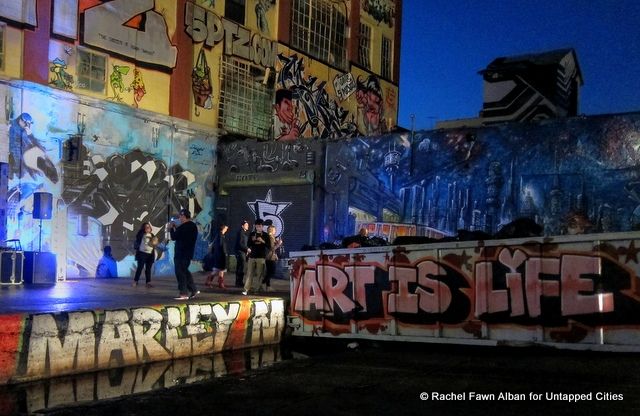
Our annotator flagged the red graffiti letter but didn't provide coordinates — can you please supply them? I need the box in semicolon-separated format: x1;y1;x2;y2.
388;266;418;313
415;260;451;313
561;255;613;315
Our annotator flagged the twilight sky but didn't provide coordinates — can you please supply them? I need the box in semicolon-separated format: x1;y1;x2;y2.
398;0;640;130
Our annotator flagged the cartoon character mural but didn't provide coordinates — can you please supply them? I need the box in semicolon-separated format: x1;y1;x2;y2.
108;64;131;102
49;58;74;90
130;69;147;108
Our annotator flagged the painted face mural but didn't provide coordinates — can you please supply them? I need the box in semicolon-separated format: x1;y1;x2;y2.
275;54;357;139
356;75;385;135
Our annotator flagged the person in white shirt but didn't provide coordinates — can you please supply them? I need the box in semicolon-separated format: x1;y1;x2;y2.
133;222;157;287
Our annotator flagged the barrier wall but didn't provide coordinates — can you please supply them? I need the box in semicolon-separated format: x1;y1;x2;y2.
0;298;285;384
0;344;283;414
288;232;640;351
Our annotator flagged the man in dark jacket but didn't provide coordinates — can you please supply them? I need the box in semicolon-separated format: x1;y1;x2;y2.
169;208;199;300
234;220;250;287
242;218;271;295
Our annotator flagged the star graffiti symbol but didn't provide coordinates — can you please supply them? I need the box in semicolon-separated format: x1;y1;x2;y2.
624;240;640;264
247;189;291;224
459;250;472;271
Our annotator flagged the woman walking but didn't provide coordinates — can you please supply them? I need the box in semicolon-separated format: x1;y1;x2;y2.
205;224;229;289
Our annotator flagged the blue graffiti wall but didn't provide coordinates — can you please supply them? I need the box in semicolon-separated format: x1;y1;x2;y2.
3;81;216;279
218;112;640;250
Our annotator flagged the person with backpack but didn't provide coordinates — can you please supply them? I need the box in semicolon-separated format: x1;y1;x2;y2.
133;222;158;287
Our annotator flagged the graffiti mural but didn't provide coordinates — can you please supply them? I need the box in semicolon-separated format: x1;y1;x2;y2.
288;235;640;349
4;81;215;279
184;2;277;68
0;299;285;384
362;0;396;27
275;54;357;140
355;75;386;135
82;0;178;69
217;140;321;254
48;58;74;90
255;0;276;35
218;112;640;252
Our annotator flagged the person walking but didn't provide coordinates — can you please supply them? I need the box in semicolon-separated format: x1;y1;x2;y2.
234;220;250;287
205;223;229;289
263;225;283;292
242;219;271;295
133;222;157;287
168;208;199;300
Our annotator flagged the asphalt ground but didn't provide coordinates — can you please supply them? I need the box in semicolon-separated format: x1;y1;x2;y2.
21;337;640;416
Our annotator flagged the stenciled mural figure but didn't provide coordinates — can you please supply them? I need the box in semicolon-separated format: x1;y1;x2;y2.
9;113;59;190
356;75;386;135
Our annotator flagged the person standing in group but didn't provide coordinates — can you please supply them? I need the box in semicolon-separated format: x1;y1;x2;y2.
234;220;251;287
242;219;271;295
133;222;158;287
263;225;283;292
205;223;229;289
168;208;199;300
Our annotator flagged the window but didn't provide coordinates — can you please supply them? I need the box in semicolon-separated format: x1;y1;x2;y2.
77;48;106;93
0;24;5;71
225;0;246;25
381;36;392;80
291;0;347;69
218;56;273;140
358;23;371;69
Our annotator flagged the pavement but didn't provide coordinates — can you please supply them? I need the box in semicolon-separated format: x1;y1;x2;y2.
0;272;290;314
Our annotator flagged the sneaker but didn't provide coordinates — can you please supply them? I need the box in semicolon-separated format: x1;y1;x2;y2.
132;282;138;287
242;290;248;295
146;283;153;288
174;295;189;300
189;290;200;299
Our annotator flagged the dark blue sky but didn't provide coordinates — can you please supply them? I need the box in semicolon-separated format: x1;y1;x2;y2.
398;0;640;130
